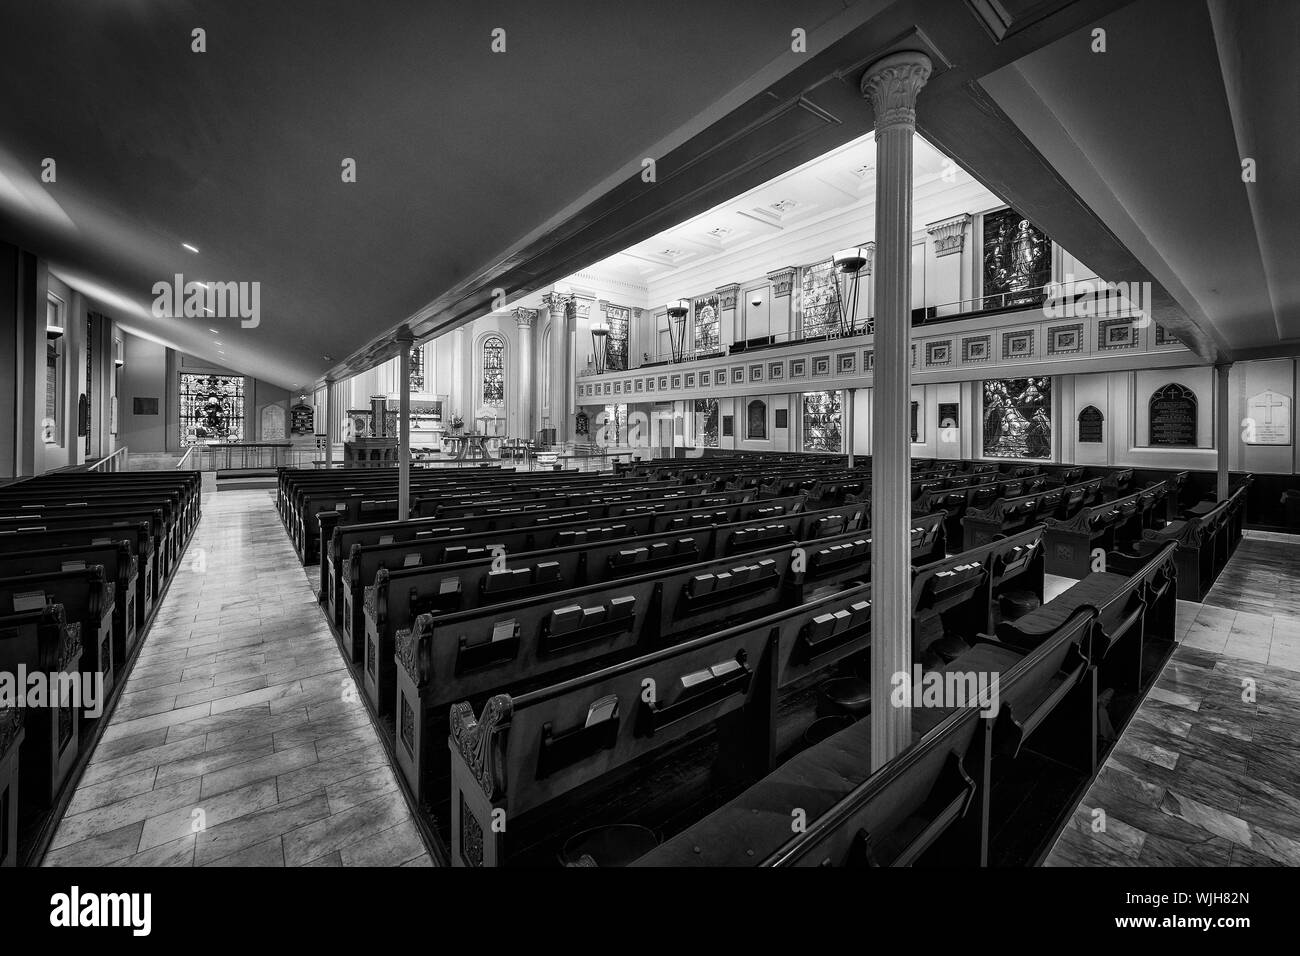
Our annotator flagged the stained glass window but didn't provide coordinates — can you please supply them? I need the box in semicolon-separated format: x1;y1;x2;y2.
604;304;630;372
409;345;425;392
694;398;719;448
694;299;720;356
982;377;1052;459
982;209;1051;310
180;373;245;446
800;260;838;339
802;391;841;452
482;335;505;408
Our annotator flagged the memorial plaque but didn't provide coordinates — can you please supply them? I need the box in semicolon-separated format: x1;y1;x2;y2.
260;404;287;441
290;402;315;436
722;415;734;437
1245;390;1291;445
1077;405;1104;443
1148;383;1197;446
938;403;959;429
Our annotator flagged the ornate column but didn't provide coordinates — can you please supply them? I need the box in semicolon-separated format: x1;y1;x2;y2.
396;330;413;518
863;50;932;771
451;326;466;424
542;292;573;442
513;308;537;439
1216;363;1232;500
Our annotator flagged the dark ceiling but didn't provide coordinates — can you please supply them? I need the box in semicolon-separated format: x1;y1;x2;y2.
6;0;1290;386
0;0;855;387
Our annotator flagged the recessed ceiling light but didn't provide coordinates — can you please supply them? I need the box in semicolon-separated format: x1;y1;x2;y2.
182;243;200;254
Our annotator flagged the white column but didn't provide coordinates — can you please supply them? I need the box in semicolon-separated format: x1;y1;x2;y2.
397;332;413;518
845;387;856;467
543;292;572;442
323;378;334;469
451;327;466;423
862;51;932;771
1216;363;1231;500
514;308;536;439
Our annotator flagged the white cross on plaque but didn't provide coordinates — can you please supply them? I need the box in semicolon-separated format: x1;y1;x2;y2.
1246;390;1292;446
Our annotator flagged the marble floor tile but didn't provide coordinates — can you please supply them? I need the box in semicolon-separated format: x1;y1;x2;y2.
1046;536;1300;867
43;490;427;867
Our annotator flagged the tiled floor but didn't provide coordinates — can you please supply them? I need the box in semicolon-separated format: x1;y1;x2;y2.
1045;533;1300;867
43;490;430;867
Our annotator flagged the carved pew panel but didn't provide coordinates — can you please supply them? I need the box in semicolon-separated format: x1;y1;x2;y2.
0;542;137;672
0;606;82;819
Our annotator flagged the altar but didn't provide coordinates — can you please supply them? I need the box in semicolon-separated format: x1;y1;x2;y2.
443;432;495;462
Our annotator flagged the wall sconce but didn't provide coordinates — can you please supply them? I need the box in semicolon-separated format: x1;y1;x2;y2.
591;319;609;374
666;299;690;363
749;291;764;308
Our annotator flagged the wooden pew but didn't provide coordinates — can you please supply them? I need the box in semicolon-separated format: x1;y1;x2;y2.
639;606;1093;868
962;486;1065;548
0;521;155;627
334;501;866;643
321;491;807;614
1123;488;1241;601
1042;484;1162;578
307;484;764;568
0;542;137;669
0;605;82;821
0;568;116;705
397;516;946;809
0;706;20;868
0;504;170;583
446;580;883;866
1000;542;1178;768
911;526;1046;655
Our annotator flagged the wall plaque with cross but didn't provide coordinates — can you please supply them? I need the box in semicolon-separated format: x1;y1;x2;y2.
1245;389;1291;445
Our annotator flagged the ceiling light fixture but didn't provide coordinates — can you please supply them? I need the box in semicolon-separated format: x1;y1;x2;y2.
182;243;200;254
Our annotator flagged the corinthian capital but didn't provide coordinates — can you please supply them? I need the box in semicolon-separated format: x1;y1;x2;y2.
860;51;932;134
542;291;574;318
512;306;538;329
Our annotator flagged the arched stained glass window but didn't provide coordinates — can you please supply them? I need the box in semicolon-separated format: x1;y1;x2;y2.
482;335;505;408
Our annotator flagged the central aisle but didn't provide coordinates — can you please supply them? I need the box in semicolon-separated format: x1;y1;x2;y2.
44;489;431;867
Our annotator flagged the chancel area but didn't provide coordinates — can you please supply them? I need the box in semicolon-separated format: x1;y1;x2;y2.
1;0;1298;871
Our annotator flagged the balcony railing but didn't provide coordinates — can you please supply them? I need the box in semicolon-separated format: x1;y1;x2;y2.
578;276;1132;376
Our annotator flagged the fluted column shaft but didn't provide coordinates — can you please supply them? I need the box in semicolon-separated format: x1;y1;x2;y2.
1216;363;1231;500
514;309;536;439
863;51;931;772
396;332;413;518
